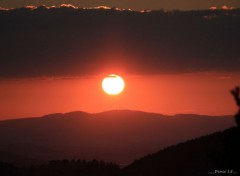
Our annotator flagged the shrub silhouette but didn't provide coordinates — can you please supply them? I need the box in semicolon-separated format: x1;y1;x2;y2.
0;159;120;176
0;162;16;176
231;87;240;126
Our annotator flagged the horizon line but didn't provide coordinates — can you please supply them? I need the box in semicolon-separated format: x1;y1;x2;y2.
0;109;233;122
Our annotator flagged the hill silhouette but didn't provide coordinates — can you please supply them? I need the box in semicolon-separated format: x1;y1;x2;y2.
0;110;234;165
0;126;239;176
122;126;240;176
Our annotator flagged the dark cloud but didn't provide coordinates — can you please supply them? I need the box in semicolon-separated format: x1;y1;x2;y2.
0;6;240;78
1;0;240;11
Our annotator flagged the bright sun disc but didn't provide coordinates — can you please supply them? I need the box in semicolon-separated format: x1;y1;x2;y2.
102;74;125;95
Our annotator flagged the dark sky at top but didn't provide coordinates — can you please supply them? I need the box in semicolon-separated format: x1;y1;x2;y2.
1;0;240;10
0;6;240;78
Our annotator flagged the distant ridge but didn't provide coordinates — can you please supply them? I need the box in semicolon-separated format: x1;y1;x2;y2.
0;109;232;122
0;110;235;165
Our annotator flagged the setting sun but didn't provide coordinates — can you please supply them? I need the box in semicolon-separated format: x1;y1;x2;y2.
1;3;240;175
102;74;125;95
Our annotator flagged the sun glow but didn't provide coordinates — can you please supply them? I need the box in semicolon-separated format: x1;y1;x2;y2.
102;74;125;95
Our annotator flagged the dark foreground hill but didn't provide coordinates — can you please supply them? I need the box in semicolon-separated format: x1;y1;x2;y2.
123;127;240;176
0;110;234;165
0;127;239;176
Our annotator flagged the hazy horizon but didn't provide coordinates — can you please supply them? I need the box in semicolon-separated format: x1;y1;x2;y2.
1;71;239;120
0;110;234;165
0;107;236;121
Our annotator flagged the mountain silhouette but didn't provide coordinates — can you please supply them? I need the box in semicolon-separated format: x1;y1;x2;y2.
0;110;234;165
123;126;240;176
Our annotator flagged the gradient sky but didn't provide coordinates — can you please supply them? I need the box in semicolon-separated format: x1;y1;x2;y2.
0;7;240;119
1;72;239;119
0;0;240;10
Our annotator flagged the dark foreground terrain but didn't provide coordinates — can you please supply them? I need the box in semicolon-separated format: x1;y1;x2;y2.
1;126;239;176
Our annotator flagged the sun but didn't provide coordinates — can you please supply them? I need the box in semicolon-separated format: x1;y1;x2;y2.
102;74;125;95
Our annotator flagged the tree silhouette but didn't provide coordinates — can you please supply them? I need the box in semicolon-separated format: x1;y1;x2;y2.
0;162;16;176
231;87;240;126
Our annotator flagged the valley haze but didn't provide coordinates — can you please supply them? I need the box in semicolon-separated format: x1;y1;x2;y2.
0;110;235;165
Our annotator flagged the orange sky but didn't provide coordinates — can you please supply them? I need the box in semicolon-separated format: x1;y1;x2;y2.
0;72;239;120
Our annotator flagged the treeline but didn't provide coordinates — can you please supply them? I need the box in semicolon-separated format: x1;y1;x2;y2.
0;159;120;176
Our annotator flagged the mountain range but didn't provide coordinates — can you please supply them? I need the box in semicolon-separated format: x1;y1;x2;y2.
0;110;235;165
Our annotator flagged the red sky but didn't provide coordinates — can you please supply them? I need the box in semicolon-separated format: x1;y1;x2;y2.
0;8;239;120
0;72;239;120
